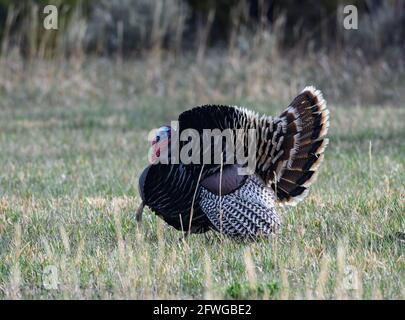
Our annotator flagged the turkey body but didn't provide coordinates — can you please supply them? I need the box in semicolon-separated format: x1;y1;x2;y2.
138;86;329;240
139;163;214;234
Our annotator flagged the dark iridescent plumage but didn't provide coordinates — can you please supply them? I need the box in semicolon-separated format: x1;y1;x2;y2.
137;86;330;239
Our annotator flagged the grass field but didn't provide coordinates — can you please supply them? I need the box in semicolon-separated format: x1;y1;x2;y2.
0;57;404;299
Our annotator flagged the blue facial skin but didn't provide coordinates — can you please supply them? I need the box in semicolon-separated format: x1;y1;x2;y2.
152;126;171;152
154;126;171;144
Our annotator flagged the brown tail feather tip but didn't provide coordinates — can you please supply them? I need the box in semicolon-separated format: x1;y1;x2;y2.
276;86;329;206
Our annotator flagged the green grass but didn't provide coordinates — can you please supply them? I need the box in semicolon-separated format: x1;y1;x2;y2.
0;58;404;299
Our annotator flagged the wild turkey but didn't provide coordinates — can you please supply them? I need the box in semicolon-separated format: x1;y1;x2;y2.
136;86;329;240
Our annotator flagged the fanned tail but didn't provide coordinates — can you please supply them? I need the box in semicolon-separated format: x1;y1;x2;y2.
271;86;330;205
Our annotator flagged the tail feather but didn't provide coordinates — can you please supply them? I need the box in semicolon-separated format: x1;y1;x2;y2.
271;86;329;205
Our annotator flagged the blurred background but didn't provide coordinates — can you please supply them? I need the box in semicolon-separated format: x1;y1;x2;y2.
0;0;403;106
0;1;404;300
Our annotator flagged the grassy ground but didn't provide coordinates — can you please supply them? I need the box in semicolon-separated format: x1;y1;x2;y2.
0;57;404;299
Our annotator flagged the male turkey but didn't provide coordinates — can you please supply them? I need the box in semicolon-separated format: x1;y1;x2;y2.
136;86;329;240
